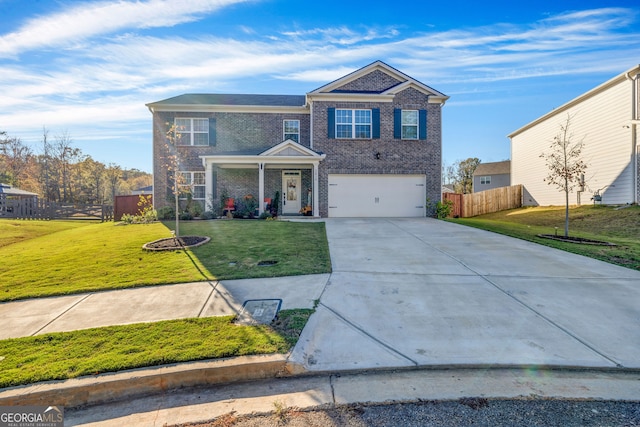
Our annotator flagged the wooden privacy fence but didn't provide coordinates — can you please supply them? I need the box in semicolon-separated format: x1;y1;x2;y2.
0;197;113;221
443;185;522;218
114;195;153;221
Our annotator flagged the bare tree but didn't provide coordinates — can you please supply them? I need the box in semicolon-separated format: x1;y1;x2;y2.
163;122;187;237
105;163;122;204
50;131;80;202
0;132;32;187
540;113;587;237
453;157;481;194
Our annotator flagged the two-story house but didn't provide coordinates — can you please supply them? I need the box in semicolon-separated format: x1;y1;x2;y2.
146;61;448;217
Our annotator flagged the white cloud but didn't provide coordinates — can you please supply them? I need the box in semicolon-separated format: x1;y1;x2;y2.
0;0;251;57
2;5;639;169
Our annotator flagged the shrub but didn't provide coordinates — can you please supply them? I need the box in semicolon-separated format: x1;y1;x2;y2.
242;194;258;218
156;206;175;220
119;195;158;224
436;199;454;219
180;211;193;221
201;211;216;220
259;211;272;220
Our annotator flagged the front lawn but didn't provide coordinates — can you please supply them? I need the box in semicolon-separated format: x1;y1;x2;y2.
0;219;331;302
178;220;331;280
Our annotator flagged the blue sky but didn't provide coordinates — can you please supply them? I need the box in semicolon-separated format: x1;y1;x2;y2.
1;0;639;173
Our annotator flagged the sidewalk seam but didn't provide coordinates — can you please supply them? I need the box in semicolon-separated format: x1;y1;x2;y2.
31;293;93;336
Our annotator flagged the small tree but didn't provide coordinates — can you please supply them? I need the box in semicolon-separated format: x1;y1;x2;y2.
540;113;587;237
163;122;187;237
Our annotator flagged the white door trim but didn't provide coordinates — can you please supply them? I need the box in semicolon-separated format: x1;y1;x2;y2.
282;170;302;214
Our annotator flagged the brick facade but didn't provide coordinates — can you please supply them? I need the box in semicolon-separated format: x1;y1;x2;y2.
149;61;447;216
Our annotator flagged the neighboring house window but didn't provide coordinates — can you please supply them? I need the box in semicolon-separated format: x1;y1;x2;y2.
175;118;209;146
481;176;491;185
336;109;371;139
401;110;418;140
180;171;206;200
283;120;300;143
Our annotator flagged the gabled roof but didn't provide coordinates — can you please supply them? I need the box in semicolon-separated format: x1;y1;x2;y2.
473;161;511;176
260;139;323;157
307;60;448;103
200;139;325;167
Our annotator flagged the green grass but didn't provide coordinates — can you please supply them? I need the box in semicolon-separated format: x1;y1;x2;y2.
179;220;332;280
0;219;332;302
0;218;326;387
0;220;88;248
0;312;312;388
448;205;640;270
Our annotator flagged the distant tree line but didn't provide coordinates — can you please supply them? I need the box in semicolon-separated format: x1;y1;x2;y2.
0;128;151;204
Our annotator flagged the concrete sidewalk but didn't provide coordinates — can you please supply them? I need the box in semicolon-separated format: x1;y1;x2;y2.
0;275;330;340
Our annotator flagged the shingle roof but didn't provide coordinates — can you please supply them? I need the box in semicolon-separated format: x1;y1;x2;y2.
473;161;511;176
149;94;306;107
0;183;38;196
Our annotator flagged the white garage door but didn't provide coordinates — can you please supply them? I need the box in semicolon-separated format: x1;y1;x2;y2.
328;174;426;217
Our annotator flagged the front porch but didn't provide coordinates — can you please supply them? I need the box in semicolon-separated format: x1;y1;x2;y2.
201;140;326;217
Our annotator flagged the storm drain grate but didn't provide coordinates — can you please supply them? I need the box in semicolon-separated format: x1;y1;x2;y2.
236;299;282;325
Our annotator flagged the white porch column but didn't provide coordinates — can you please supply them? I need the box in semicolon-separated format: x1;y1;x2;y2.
205;160;214;211
258;162;265;215
312;161;320;217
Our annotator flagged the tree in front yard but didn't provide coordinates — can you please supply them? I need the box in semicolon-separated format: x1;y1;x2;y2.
539;113;588;238
163;122;187;237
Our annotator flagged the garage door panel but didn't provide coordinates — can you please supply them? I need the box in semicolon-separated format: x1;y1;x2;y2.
328;174;426;217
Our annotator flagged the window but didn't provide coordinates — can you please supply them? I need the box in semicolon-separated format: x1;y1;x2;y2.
283;120;300;143
401;110;418;140
336;109;371;139
480;176;491;185
175;118;209;146
180;171;206;200
394;109;427;140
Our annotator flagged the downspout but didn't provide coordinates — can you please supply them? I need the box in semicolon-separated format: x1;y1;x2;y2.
308;95;313;150
625;69;639;204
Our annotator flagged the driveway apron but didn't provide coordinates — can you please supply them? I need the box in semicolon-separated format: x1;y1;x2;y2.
289;218;640;371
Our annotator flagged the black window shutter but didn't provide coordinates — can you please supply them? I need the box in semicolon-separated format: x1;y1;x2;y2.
393;109;402;139
327;108;335;139
372;108;380;139
209;117;217;146
419;109;427;140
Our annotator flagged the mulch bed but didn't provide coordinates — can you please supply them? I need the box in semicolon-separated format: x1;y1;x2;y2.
537;234;616;246
143;235;210;251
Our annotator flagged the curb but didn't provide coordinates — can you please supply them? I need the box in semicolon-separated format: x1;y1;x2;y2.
0;354;301;408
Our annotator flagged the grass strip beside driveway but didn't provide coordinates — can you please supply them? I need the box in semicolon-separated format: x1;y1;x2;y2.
0;310;311;388
447;205;640;270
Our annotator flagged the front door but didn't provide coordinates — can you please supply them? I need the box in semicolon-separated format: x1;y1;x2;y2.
282;170;301;215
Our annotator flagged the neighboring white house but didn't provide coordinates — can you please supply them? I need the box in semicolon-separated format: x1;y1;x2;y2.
508;65;640;206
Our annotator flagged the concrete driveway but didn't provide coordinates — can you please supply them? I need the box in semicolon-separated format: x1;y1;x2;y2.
289;218;640;372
